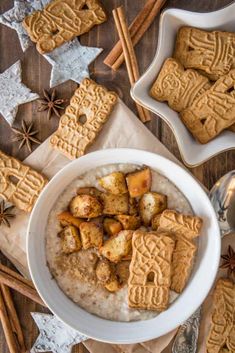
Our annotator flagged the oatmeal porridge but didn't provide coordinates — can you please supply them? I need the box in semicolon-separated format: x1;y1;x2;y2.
46;163;196;322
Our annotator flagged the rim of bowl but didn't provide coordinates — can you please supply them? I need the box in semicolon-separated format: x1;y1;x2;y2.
27;148;221;343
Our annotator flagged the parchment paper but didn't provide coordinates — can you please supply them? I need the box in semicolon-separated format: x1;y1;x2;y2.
0;99;224;353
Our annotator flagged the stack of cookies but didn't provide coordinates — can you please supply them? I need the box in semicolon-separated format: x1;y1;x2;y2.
128;209;202;311
150;26;235;144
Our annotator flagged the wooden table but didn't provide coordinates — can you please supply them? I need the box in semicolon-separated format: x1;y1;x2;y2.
0;0;234;352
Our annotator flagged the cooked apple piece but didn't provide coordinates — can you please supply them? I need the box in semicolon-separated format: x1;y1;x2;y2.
77;187;102;198
139;192;167;225
60;225;82;254
57;211;83;228
116;215;141;230
105;276;120;292
100;193;129;215
70;194;103;218
95;259;113;284
90;216;104;226
121;253;132;261
79;221;103;249
100;230;133;262
116;260;130;285
103;218;123;236
129;197;138;215
126;167;151;197
151;213;162;231
99;172;128;195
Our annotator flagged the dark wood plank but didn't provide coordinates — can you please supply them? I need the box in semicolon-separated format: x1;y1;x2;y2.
0;0;234;352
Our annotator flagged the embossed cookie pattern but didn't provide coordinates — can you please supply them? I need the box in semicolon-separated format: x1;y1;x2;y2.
0;150;48;212
180;69;235;143
174;27;235;80
50;78;117;159
159;210;202;293
206;278;235;353
23;0;107;54
150;58;211;112
128;231;175;311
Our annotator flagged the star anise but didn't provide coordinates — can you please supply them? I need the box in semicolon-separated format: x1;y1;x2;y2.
220;245;235;279
37;89;66;120
12;120;41;153
0;200;15;228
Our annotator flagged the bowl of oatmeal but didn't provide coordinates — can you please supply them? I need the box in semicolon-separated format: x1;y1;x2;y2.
27;148;220;343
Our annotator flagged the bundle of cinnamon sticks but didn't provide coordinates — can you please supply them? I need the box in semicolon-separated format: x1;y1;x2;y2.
0;263;46;353
111;2;166;123
104;0;166;70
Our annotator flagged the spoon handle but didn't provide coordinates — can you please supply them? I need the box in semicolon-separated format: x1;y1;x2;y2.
172;307;201;353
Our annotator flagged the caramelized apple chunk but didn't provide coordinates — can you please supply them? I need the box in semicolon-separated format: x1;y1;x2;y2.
70;194;103;218
139;192;167;225
105;276;120;292
115;215;141;230
100;193;129;215
95;259;113;284
57;211;83;228
79;221;103;249
99;172;127;194
60;225;82;254
126;167;151;197
129;197;138;215
103;218;123;236
77;187;101;198
116;260;130;285
100;230;133;262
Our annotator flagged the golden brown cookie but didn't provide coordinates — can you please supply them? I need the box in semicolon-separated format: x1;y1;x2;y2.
150;58;211;112
128;231;175;311
23;0;107;54
50;78;117;159
0;149;47;212
170;238;197;293
180;69;235;144
159;209;202;240
159;209;202;293
174;27;235;81
206;278;235;353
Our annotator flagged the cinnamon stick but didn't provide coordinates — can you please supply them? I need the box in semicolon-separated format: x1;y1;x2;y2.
104;0;167;70
1;285;25;352
0;270;46;307
113;6;151;123
0;263;34;289
0;287;19;353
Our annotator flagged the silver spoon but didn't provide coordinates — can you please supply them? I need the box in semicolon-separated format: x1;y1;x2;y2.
209;170;235;236
172;170;235;353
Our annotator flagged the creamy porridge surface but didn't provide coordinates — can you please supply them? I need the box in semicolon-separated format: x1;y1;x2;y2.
46;163;192;322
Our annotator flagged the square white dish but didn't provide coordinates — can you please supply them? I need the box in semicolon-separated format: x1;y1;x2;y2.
131;3;235;167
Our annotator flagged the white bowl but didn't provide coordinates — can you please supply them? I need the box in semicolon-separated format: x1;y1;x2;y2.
27;148;220;343
131;3;235;167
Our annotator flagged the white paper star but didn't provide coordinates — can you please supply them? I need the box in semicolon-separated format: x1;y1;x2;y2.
0;60;39;126
44;39;103;88
30;312;88;353
0;0;50;52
